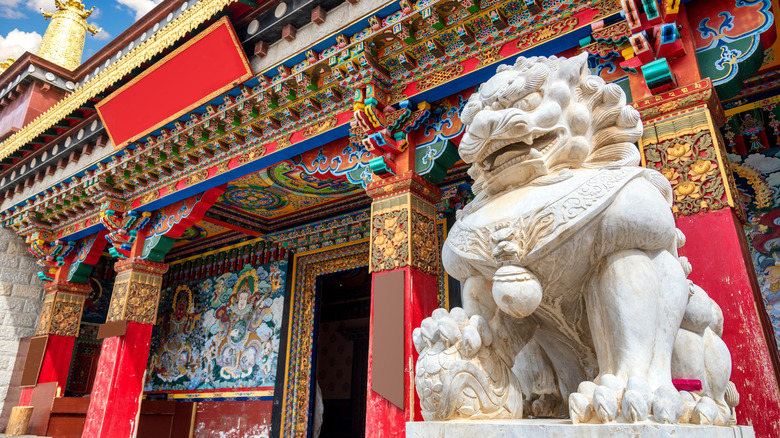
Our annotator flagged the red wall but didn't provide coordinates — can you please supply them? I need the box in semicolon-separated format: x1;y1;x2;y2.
0;81;65;139
677;208;780;437
193;400;272;438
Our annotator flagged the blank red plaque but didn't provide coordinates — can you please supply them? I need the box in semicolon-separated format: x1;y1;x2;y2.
96;17;253;150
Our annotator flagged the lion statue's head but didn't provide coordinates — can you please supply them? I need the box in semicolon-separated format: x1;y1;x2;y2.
459;53;643;197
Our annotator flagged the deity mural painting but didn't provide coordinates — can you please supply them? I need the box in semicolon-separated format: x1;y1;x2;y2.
145;260;288;392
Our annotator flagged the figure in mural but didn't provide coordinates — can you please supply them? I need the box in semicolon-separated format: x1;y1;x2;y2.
146;260;287;392
148;285;200;386
413;54;739;425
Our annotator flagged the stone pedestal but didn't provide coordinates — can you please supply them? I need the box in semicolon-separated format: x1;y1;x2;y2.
406;420;755;438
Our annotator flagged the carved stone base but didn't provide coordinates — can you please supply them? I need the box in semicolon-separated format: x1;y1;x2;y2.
406;420;755;438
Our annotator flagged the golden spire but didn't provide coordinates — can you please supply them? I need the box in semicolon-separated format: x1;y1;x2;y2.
36;0;101;71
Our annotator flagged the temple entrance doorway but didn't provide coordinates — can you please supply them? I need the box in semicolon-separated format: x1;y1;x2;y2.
313;267;371;438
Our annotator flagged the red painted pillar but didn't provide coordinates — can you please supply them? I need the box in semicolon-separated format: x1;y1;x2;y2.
82;258;168;438
18;280;91;405
677;209;780;437
636;87;780;435
365;172;442;437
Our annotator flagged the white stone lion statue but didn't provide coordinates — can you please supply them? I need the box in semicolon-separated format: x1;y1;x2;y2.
413;53;738;425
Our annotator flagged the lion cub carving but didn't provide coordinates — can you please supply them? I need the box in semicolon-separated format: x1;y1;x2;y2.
413;54;738;425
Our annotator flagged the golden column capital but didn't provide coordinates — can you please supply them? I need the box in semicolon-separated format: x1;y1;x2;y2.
106;258;169;325
36;280;92;337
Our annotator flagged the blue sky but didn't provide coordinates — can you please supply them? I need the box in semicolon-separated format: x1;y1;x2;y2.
0;0;163;67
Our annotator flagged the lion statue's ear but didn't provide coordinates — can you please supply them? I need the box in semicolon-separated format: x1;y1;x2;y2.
557;52;589;85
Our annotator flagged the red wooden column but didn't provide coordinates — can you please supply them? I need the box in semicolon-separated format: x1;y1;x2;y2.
637;91;780;437
34;280;92;385
81;189;220;438
81;257;168;438
15;226;106;406
364;172;441;438
16;279;91;406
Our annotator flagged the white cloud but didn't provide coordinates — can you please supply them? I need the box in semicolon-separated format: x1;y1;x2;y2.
728;153;743;163
117;0;163;20
0;0;25;18
29;0;52;10
0;0;63;19
90;22;111;41
745;153;780;174
0;8;24;18
0;29;42;60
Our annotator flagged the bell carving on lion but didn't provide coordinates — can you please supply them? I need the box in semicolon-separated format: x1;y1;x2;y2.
412;53;739;425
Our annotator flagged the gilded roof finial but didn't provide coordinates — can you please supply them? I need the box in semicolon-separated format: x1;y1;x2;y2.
0;57;15;74
36;0;102;71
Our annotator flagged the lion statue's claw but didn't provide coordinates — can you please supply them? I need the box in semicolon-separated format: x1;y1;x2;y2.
569;375;690;424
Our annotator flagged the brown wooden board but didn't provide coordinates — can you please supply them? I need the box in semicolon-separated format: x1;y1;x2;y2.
136;400;195;438
26;381;57;436
370;270;405;409
171;402;196;438
140;399;176;415
47;415;87;438
43;397;91;438
20;336;47;388
97;320;127;339
136;413;173;438
50;397;90;414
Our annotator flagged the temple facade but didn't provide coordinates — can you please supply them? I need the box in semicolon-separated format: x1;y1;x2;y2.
0;0;777;437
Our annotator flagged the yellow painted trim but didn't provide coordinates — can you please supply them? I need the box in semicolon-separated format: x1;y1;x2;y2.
724;95;780;117
166;389;273;399
280;237;369;436
438;217;449;311
0;0;240;161
704;109;735;209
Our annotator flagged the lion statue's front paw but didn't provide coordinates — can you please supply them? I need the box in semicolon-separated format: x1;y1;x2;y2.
568;375;733;425
413;307;523;420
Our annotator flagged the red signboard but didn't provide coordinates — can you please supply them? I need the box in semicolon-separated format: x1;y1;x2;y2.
96;17;253;150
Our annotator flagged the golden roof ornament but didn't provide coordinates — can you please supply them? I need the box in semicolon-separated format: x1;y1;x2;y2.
36;0;101;71
0;57;15;74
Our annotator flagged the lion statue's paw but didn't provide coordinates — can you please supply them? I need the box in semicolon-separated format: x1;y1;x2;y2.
569;375;734;425
569;375;706;424
413;307;523;421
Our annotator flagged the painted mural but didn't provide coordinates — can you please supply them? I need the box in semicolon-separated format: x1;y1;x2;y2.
727;103;780;351
145;260;288;393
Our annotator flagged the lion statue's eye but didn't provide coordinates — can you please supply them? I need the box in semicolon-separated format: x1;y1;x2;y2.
516;92;542;111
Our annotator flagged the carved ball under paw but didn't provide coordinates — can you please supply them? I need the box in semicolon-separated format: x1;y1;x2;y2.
413;307;523;421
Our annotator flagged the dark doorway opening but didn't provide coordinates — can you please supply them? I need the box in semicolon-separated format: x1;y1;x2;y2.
313;267;370;438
